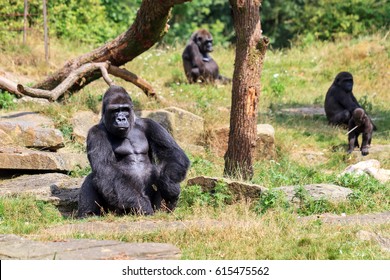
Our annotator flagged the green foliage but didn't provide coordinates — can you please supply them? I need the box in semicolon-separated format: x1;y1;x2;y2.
47;0;118;45
86;93;102;114
293;186;333;216
0;0;388;48
69;165;91;178
269;74;286;98
358;95;373;113
166;0;234;46
298;0;390;42
0;196;63;234
0;90;16;109
179;181;232;210
254;189;289;215
262;0;389;48
334;173;389;212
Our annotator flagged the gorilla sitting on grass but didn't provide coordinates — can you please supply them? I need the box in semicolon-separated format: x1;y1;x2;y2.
78;85;190;217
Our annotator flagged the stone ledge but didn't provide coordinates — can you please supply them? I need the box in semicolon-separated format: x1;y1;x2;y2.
0;234;181;260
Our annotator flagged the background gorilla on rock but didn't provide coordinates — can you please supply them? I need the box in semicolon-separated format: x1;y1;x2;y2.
78;85;190;217
324;71;361;126
182;29;230;84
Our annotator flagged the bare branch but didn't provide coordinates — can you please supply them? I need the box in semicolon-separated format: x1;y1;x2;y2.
0;76;23;97
15;62;156;101
17;62;111;101
108;66;156;98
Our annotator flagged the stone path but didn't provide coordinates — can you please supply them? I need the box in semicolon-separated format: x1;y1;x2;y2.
0;234;180;260
300;211;390;225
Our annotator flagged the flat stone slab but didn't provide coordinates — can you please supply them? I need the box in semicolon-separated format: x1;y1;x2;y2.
0;111;54;127
279;107;326;116
187;176;268;201
274;184;353;203
0;146;88;173
71;111;100;145
0;111;64;151
301;212;390;225
0;234;180;260
0;173;83;214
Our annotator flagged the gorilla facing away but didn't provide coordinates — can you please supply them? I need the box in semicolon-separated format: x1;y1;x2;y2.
78;85;190;217
324;71;361;126
182;29;230;84
347;108;374;156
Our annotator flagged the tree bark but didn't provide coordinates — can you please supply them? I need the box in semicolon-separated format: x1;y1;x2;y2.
224;0;269;180
33;0;191;92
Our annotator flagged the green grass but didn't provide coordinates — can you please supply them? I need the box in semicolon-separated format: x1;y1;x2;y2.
0;32;389;259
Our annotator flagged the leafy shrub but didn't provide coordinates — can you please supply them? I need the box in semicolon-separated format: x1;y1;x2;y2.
179;181;232;210
269;74;285;97
0;91;16;109
254;189;289;215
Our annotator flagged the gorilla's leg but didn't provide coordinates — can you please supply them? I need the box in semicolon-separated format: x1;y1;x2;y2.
156;179;180;211
361;132;371;156
348;132;359;154
329;110;351;126
78;174;105;217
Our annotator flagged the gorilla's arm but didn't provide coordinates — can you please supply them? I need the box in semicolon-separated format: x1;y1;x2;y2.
338;92;361;114
141;118;190;181
184;43;203;74
86;124;115;172
141;118;190;206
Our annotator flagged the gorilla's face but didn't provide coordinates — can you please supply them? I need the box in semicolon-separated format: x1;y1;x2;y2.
195;30;213;54
340;78;353;92
335;72;354;93
352;108;366;126
101;85;135;138
105;103;133;138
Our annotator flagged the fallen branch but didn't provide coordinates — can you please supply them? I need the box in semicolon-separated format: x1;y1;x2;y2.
14;62;155;101
0;76;23;97
108;66;156;98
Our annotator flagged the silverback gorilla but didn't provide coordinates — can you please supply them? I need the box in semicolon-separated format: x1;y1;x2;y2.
182;29;230;84
324;71;361;126
78;85;190;217
347;108;374;156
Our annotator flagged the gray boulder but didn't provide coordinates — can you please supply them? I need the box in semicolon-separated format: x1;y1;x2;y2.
71;111;100;145
0;173;83;214
0;111;64;151
341;159;390;183
187;176;268;201
0;146;88;174
274;184;353;203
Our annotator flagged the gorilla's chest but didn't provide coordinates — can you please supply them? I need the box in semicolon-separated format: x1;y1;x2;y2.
111;129;149;158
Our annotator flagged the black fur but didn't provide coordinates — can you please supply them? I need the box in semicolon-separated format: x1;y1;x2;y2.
78;85;190;217
182;29;230;84
324;71;361;126
347;108;374;156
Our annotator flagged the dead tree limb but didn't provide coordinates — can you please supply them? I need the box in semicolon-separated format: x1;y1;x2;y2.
15;62;155;101
108;66;156;98
0;76;23;97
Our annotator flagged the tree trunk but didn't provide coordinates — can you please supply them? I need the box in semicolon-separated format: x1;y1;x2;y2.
33;0;191;92
224;0;269;180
